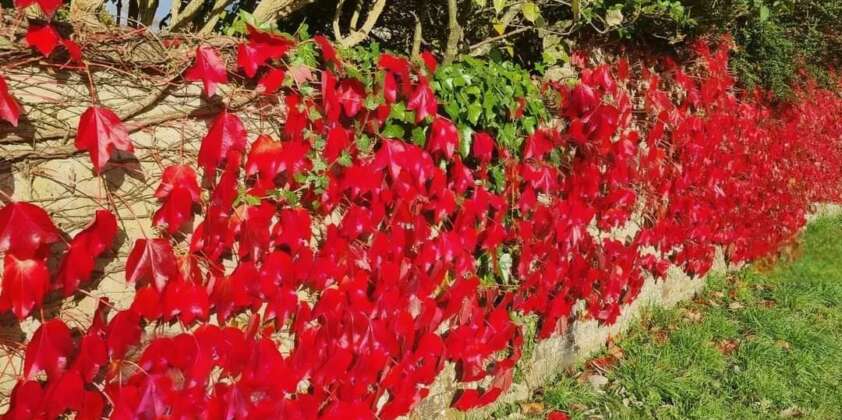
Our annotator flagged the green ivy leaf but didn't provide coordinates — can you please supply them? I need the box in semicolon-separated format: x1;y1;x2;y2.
467;102;483;125
522;2;540;23
412;127;427;147
382;124;405;139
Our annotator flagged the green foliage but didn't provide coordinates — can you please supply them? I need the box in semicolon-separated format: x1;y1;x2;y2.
433;57;548;152
712;0;842;98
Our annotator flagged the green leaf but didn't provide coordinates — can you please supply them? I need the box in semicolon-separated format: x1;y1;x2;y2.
458;125;474;158
467;102;483;125
522;2;540;23
411;127;427;147
759;4;770;23
606;8;624;26
382;124;405;139
493;0;507;14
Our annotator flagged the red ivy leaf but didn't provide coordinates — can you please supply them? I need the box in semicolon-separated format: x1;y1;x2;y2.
427;117;459;160
337;79;365;118
198;110;247;173
44;370;85;418
472;132;495;163
407;76;437;123
25;24;60;57
0;74;22;127
1;253;50;319
258;68;286;95
4;381;44;419
14;0;62;17
0;201;60;258
314;35;339;66
163;280;210;324
236;43;262;78
57;209;118;296
74;106;134;174
131;285;162;321
184;45;228;97
125;238;178;292
61;38;83;64
451;389;482;411
246;25;296;62
105;310;141;359
420;50;438;73
153;165;201;233
245;134;284;185
24;319;74;380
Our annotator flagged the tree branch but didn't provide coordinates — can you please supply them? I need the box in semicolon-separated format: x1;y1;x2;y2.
252;0;315;26
336;0;388;47
444;0;462;64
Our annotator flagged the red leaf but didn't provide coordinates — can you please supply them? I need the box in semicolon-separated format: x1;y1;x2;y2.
0;255;48;318
0;74;22;127
130;285;162;320
25;24;60;57
4;380;45;419
72;332;108;383
337;79;365;118
246;25;295;62
14;0;62;17
61;38;83;64
184;45;228;97
0;201;60;258
236;43;262;78
44;370;84;418
451;389;482;411
420;50;438;73
407;76;437;123
57;209;118;295
547;411;570;420
74;106;134;173
163;279;210;324
427;117;459;159
324;126;350;164
125;238;178;292
198;110;247;173
210;264;254;323
153;165;201;233
106;310;141;359
155;164;201;201
472;132;495;163
24;319;74;380
78;390;106;420
245;134;284;185
314;35;339;65
258;68;286;95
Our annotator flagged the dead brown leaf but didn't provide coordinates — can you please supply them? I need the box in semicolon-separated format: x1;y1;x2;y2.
715;339;739;356
780;406;804;418
520;402;545;415
683;309;703;323
760;299;777;308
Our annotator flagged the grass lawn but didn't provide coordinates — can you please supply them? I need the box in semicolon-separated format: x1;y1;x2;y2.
497;215;842;419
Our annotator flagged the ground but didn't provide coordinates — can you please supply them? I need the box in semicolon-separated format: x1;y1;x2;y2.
495;215;842;419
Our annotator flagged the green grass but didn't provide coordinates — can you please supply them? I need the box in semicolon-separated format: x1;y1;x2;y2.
501;216;842;419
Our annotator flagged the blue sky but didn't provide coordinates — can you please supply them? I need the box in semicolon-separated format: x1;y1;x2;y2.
105;0;173;28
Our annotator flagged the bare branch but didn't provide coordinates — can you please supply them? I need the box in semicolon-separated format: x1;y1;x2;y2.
336;0;388;48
